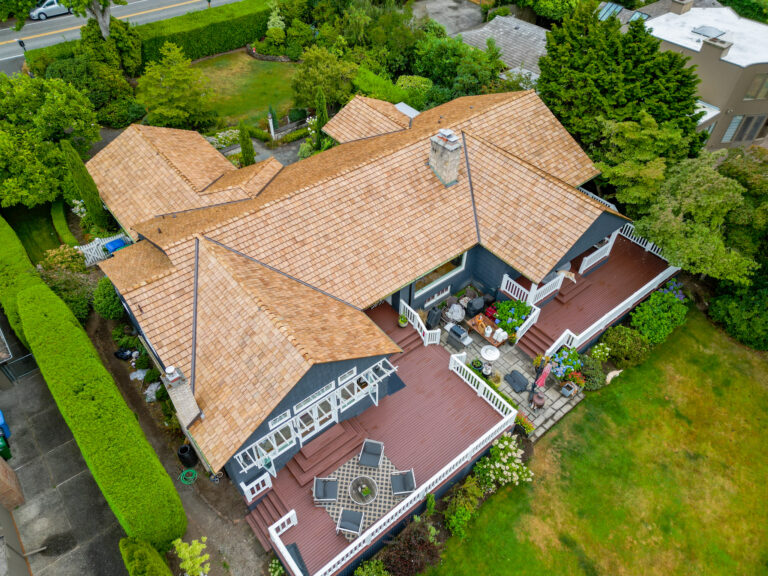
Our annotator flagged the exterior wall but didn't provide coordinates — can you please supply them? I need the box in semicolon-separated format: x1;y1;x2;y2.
225;355;392;488
658;39;768;149
550;212;628;274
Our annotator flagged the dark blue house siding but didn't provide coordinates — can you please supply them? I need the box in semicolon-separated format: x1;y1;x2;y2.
550;212;627;274
225;355;392;488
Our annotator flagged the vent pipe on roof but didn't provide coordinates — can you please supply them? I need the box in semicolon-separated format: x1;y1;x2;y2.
669;0;693;14
429;129;462;187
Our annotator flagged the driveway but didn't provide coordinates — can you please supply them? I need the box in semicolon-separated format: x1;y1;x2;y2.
412;0;483;36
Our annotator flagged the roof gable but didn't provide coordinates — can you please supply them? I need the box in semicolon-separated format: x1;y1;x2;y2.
323;95;410;143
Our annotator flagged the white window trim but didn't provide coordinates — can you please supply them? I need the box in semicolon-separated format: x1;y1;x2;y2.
268;410;291;431
424;285;451;308
414;253;467;298
293;382;335;414
337;367;357;385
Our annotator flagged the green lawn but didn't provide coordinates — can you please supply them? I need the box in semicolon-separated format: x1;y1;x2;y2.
0;204;61;263
427;309;768;576
194;52;297;126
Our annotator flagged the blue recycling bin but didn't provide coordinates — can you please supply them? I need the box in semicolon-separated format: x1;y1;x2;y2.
104;238;127;254
0;409;10;439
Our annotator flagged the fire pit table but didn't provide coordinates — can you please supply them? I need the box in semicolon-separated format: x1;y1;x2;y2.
349;476;378;505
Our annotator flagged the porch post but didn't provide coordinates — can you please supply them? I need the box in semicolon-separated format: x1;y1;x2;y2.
526;283;538;304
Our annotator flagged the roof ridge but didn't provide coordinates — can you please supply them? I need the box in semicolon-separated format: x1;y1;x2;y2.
463;130;622;217
134;125;202;192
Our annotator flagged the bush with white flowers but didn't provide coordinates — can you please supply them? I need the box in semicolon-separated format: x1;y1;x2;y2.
473;433;533;494
205;129;241;150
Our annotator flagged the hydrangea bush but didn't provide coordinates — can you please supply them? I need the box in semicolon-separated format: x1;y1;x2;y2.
494;298;532;333
474;433;533;495
205;129;241;149
550;346;582;379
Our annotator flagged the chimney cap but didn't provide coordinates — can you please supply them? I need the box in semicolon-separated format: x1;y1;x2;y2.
437;128;459;143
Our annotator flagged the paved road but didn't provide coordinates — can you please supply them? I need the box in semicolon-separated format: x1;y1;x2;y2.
0;0;244;75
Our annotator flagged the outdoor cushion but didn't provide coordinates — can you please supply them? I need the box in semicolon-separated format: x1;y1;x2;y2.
504;371;529;394
313;477;338;502
390;470;415;495
338;509;364;534
359;439;383;468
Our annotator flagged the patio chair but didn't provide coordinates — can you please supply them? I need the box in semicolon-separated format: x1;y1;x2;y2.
441;296;460;323
390;469;416;496
359;439;384;468
312;477;338;505
336;509;364;536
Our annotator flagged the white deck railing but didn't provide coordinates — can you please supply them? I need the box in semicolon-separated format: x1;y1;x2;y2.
578;229;620;275
75;233;131;266
532;275;563;303
515;304;540;341
619;223;667;261
501;274;563;305
399;301;440;346
545;265;680;356
240;472;272;504
500;274;529;301
449;353;516;417
578;187;617;211
268;356;517;576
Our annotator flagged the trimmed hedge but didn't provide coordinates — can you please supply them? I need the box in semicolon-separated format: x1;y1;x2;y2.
0;215;46;348
25;0;271;76
120;537;173;576
51;200;78;247
17;285;186;549
138;0;270;64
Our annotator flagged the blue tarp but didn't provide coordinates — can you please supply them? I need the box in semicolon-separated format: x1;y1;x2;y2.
104;238;127;254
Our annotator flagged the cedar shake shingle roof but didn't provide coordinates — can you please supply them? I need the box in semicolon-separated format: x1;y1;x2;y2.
323;95;410;143
87;125;282;238
187;239;400;471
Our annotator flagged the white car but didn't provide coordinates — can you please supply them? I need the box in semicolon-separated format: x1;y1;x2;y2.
29;0;71;20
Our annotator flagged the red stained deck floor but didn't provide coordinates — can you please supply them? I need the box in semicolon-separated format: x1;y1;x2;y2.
259;304;502;574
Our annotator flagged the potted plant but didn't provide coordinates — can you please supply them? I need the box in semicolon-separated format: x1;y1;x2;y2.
470;358;483;370
360;485;371;497
398;314;408;328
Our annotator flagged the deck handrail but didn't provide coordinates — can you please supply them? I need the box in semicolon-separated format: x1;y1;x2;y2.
618;223;667;261
545;265;680;356
271;404;516;576
578;229;620;276
532;275;563;303
449;353;516;417
501;274;564;305
399;301;440;346
241;472;272;504
500;274;529;301
515;304;540;341
578;187;617;211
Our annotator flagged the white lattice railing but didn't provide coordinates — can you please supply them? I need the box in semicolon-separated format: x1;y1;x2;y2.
500;274;529;301
619;223;666;260
399;301;440;346
545;265;680;356
75;233;131;266
269;511;303;576
449;353;516;417
515;304;540;341
240;472;272;504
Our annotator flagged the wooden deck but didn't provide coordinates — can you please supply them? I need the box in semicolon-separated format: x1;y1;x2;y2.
517;235;671;357
247;304;502;574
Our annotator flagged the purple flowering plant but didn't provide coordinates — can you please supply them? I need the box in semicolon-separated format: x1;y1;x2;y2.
494;298;532;333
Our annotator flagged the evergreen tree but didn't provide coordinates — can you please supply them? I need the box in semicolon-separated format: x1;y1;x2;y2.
238;121;255;167
60;140;109;230
314;88;329;150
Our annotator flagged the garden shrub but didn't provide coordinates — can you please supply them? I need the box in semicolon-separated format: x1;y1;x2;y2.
630;283;688;345
493;298;532;333
51;200;78;247
394;75;433;110
474;433;533;494
550;346;582;379
119;537;173;576
380;518;440;576
600;325;651;369
709;287;768;351
61;140;110;229
354;558;389;576
352;67;408;104
443;476;482;539
39;245;86;274
718;0;768;22
93;277;126;320
144;368;161;384
98;99;146;129
25;40;78;77
49;53;133;114
17;285;186;548
580;354;607;391
288;108;307;122
38;249;95;323
135;354;151;370
269;558;287;576
238;120;256;166
0;215;46;347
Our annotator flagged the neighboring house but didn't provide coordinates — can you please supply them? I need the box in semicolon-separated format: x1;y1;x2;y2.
88;91;677;576
598;0;722;25
460;16;547;78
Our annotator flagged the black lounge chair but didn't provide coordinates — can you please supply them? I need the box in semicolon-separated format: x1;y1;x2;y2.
359;439;384;468
390;469;416;496
312;477;338;504
336;509;364;536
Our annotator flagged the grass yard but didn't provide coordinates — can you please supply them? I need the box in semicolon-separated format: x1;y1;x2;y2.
194;51;297;126
426;309;768;576
0;204;61;263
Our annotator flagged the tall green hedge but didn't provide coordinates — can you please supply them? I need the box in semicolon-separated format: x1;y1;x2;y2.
120;538;173;576
51;200;78;247
0;215;46;348
25;0;271;76
17;285;186;549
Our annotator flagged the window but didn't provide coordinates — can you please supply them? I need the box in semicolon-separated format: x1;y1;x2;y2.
337;367;357;385
414;253;467;296
745;74;768;100
722;115;766;143
629;11;649;21
294;381;335;413
268;410;291;430
597;2;622;20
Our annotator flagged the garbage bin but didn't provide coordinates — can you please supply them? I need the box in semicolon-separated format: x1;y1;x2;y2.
0;409;10;438
177;444;198;468
0;430;11;461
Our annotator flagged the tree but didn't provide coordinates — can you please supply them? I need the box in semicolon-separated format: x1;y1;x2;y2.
395;75;433;110
595;111;691;216
173;537;210;576
93;276;125;320
635;152;758;285
538;3;702;157
137;43;215;130
292;46;358;107
238;121;255;167
314;88;328;150
61;140;110;229
518;0;579;21
0;74;99;209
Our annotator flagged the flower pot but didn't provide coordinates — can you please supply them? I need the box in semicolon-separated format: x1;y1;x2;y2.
560;382;576;397
398;316;408;328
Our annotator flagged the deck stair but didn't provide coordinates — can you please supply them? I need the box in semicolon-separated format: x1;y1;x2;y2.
246;490;289;550
516;324;555;359
554;276;591;304
284;419;367;487
389;330;424;362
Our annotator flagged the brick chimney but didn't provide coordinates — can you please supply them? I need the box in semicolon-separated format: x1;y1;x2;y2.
701;36;732;59
429;128;462;186
669;0;693;14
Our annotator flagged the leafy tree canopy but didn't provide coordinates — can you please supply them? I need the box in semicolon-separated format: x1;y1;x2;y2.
292;45;358;107
518;0;579;21
0;74;98;209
